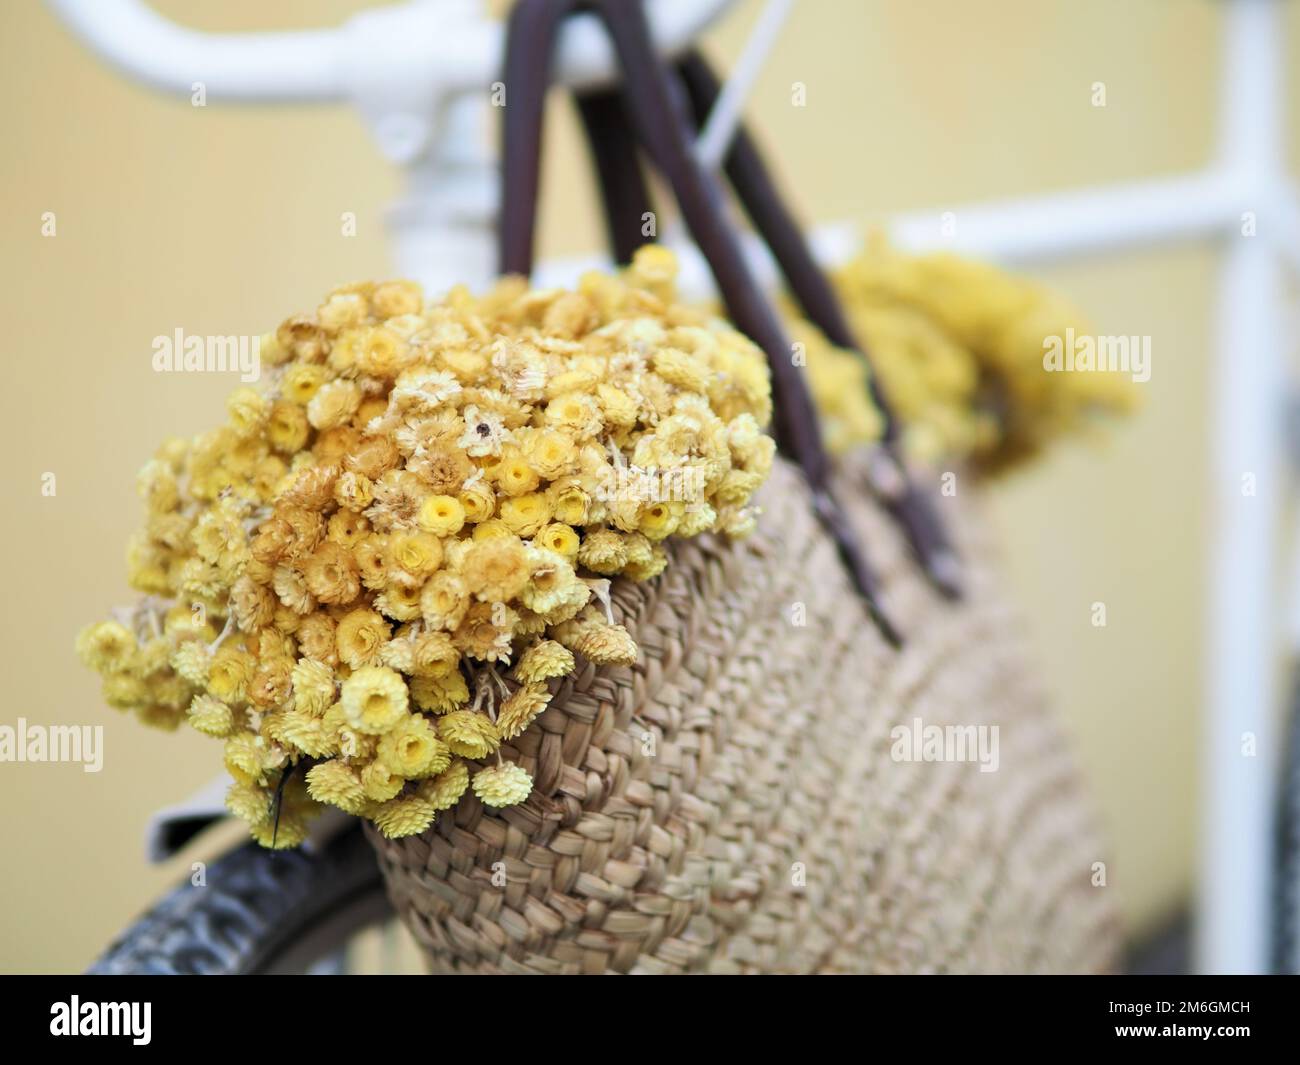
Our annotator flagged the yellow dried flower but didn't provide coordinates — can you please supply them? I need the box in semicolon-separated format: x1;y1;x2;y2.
272;565;315;615
250;814;310;850
576;528;626;575
371;459;433;510
627;243;678;293
410;671;470;715
227;386;269;438
187;694;234;737
302;541;360;605
283;363;328;405
291;657;336;716
224;731;283;787
460;537;530;602
355;395;390;430
417;760;470;810
538;580;590;626
357;327;409;378
417;494;466;537
623;545;669;581
326;705;377;763
825;235;1133;467
306;759;367;814
437;710;500;759
596;382;638;428
386;530;443;583
492;446;540;497
513;608;548;638
536;522;579;559
137;458;181;513
276;709;338;758
546;477;591;526
361;758;405;802
207;646;255;703
373;280;422;318
513;639;574;684
457;404;510;457
499;492;552;537
334;470;374;512
318;291;368;334
623;532;654;568
248;657;293;711
335;607;389;669
411;630;458;677
170;641;211;686
374;581;424;622
472;762;533;808
519;549;579;616
226;781;272;827
470;518;514;542
296;615;337;666
653;347;711;392
278;315;328;362
520;428;577;480
345;435;401;481
193;505;246;568
496;683;551;741
638;500;683;541
353;534;389;591
371;795;437;838
458;478;496;523
262;400;308;457
326;509;370;550
675;502;716;538
420;571;470;631
544;390;602;439
230;574;275;632
307;379;362;431
317;426;362;466
451;601;515;662
380;634;416;674
341;665;409;734
377;715;451;779
76;621;136;672
572;622;639;666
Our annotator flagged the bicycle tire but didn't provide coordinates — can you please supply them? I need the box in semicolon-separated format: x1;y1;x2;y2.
87;823;392;975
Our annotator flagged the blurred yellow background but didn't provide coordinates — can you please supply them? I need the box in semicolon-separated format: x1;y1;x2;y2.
0;0;1250;971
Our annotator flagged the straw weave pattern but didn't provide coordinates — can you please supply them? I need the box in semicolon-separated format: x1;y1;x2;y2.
367;452;1120;973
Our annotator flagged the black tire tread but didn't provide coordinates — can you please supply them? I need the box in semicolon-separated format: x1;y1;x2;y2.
88;825;388;975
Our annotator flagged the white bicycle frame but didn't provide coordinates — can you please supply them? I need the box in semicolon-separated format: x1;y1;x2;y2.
46;0;1298;974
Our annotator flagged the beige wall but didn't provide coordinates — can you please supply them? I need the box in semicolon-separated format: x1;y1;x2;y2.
0;0;1257;971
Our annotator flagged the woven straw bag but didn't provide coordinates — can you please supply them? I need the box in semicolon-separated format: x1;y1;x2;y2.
362;0;1121;973
365;451;1121;973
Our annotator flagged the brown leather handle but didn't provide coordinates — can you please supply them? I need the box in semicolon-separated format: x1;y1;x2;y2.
580;0;898;641
498;0;578;277
674;51;961;599
499;0;899;644
573;87;654;266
